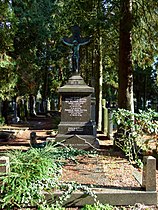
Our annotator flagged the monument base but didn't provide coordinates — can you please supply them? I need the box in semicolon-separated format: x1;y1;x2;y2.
55;134;99;150
58;122;96;135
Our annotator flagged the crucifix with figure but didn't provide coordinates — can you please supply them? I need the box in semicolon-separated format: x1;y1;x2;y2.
62;25;91;74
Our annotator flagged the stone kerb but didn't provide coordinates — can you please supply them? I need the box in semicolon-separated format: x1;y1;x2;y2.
51;155;157;206
0;155;157;206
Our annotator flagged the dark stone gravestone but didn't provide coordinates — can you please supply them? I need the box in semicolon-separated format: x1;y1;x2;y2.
55;26;98;149
55;75;97;149
56;26;98;149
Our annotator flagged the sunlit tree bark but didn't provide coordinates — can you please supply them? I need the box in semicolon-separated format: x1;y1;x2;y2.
118;0;134;112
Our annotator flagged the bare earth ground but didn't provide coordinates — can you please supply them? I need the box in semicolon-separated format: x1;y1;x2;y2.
61;153;141;189
0;116;158;209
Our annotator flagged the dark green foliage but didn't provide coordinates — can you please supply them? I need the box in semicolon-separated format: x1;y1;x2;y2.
0;1;17;100
0;146;60;208
0;0;158;121
0;143;92;208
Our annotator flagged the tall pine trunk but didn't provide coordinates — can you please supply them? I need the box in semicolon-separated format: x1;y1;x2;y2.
98;36;103;131
116;0;135;154
2;99;9;124
118;0;134;112
95;0;103;130
94;35;103;130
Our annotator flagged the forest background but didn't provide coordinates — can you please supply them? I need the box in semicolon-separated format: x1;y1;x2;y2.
0;0;158;129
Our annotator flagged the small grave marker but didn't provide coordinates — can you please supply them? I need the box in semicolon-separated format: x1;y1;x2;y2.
142;156;156;191
0;156;10;174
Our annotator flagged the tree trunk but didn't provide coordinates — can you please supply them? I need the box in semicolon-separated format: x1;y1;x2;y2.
94;42;100;127
41;65;48;113
118;0;134;112
116;0;134;152
95;0;103;129
98;36;103;131
2;99;9;124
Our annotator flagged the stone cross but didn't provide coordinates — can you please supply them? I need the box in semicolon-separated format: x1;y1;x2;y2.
62;25;91;74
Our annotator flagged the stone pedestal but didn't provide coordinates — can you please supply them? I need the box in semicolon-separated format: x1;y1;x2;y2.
56;75;97;149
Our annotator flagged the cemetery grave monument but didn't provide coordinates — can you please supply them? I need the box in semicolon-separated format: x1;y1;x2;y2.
56;26;98;149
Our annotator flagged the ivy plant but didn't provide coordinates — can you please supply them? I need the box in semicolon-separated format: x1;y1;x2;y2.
113;108;158;166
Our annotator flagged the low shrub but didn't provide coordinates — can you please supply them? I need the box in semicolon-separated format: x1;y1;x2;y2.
0;143;96;209
113;108;158;165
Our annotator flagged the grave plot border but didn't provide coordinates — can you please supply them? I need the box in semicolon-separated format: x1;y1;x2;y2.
45;155;157;206
46;188;157;206
0;155;157;207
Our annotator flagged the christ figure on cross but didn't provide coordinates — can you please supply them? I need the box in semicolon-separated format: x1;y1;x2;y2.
62;26;91;74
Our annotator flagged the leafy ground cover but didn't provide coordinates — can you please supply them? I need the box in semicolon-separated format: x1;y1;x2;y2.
0;143;156;210
0;143;94;209
0;115;158;209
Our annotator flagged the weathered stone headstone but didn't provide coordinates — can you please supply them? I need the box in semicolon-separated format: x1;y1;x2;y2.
142;156;156;191
56;75;97;149
0;156;10;174
108;109;113;140
102;99;108;135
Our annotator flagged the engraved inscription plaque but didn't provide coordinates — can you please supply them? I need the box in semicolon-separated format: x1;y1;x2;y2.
68;127;84;132
65;97;87;117
61;95;91;122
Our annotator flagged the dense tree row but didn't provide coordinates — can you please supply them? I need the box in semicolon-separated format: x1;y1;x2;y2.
0;0;158;125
